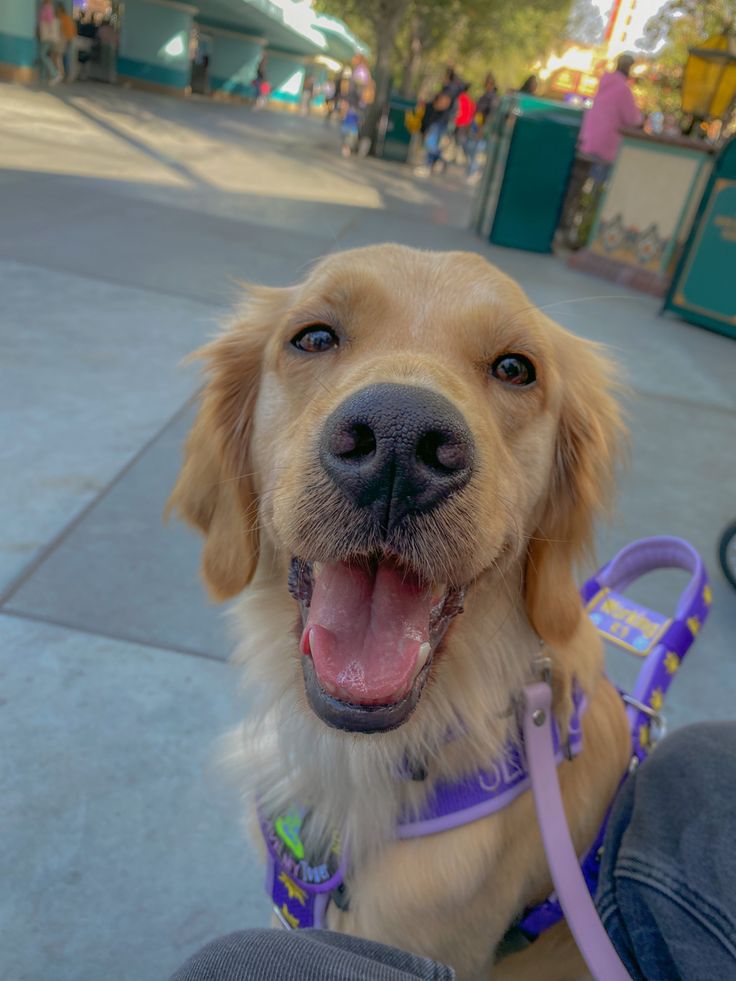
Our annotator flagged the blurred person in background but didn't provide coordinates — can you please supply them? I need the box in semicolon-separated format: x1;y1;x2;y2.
37;0;63;85
342;56;373;156
579;53;643;180
252;55;269;109
466;72;497;182
453;83;476;162
519;74;538;94
56;3;77;82
324;69;346;123
97;14;118;83
475;73;497;124
558;53;644;249
416;67;464;176
300;73;315;115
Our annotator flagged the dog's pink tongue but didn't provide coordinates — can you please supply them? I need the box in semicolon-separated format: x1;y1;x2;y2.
301;562;431;705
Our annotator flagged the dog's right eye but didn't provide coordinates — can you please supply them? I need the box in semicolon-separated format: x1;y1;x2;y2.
290;326;339;353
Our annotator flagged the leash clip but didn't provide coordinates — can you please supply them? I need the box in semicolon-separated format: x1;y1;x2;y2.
532;642;553;688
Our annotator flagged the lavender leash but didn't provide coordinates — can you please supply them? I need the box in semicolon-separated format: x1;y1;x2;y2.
522;680;631;981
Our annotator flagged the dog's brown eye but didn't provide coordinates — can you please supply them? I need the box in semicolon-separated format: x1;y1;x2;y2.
291;326;339;353
490;354;536;386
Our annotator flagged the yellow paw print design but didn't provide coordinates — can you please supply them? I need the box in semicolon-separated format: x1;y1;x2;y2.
664;651;680;674
650;688;664;712
703;584;712;607
279;872;307;906
687;616;701;636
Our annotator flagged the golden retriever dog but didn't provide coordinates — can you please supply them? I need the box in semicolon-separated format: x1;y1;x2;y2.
167;245;630;980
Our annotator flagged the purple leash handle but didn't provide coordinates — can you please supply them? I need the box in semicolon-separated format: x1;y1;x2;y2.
522;681;631;981
583;537;705;613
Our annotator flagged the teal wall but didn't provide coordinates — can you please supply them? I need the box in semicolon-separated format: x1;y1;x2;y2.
266;53;305;104
206;33;263;97
118;0;193;90
0;0;37;68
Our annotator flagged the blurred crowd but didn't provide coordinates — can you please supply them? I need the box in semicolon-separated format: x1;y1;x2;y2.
36;0;118;85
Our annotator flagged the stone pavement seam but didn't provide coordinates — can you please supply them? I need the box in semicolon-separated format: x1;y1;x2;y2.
0;394;201;608
0;607;224;663
2;254;230;312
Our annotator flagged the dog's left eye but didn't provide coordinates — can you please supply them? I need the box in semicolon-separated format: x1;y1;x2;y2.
489;354;536;386
291;326;339;353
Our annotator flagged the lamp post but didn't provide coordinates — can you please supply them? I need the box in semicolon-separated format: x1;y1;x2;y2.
682;32;736;142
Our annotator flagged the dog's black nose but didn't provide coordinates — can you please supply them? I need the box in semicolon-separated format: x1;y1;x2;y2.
320;383;474;529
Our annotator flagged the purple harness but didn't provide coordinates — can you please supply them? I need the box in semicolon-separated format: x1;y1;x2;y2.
260;537;710;976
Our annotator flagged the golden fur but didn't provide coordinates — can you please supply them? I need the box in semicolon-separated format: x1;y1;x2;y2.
167;246;631;980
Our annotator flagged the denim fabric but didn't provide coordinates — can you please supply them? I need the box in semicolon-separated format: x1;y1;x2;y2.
424;122;447;166
466;138;486;177
170;928;455;981
172;725;736;980
596;722;736;980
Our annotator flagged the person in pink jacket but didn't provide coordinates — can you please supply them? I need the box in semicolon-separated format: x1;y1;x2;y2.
580;53;643;175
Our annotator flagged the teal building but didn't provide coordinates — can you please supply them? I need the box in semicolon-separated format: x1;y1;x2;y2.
0;0;366;103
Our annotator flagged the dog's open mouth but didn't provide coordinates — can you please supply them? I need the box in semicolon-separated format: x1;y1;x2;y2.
289;557;464;733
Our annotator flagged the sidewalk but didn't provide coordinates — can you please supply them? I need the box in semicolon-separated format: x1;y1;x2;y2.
1;81;734;981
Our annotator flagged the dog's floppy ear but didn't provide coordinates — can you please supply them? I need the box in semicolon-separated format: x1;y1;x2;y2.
525;329;625;644
166;288;289;601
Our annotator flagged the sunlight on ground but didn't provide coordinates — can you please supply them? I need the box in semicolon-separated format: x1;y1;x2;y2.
0;84;386;208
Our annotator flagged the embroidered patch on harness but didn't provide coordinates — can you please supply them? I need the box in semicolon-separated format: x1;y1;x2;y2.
260;805;346;929
586;588;670;656
261;807;343;889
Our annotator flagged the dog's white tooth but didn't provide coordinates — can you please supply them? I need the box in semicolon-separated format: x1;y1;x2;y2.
416;642;431;670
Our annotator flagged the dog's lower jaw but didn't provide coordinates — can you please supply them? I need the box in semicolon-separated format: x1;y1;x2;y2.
302;653;433;733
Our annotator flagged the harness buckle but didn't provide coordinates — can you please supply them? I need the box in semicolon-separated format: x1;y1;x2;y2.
621;692;667;745
533;648;553;687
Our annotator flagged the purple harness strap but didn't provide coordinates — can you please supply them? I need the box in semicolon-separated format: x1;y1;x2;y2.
398;686;585;838
581;536;710;761
518;535;710;942
260;537;710;971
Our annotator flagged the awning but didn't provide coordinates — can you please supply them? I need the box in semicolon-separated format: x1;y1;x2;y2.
193;0;367;60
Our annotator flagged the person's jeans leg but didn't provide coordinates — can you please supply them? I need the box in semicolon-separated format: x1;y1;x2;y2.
596;722;736;981
425;122;445;167
39;42;58;81
169;928;455;981
467;138;486;178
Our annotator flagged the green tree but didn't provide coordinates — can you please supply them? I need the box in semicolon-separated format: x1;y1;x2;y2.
318;0;573;148
566;0;605;46
317;0;411;150
637;0;735;120
396;1;469;98
641;0;735;52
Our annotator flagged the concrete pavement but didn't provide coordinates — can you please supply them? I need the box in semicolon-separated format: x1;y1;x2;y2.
1;81;734;981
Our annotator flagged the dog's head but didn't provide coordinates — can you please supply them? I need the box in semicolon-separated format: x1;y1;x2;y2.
168;246;623;734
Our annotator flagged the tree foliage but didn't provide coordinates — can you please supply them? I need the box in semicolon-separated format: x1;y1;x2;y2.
636;0;735;117
640;0;735;53
566;0;605;46
316;0;574;117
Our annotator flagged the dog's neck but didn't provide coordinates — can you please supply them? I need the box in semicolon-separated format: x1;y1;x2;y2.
229;560;580;862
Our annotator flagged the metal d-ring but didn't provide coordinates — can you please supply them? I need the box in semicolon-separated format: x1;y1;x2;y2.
621;692;667;743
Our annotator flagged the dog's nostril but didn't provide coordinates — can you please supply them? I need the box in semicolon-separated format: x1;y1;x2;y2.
332;423;376;461
416;431;469;473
